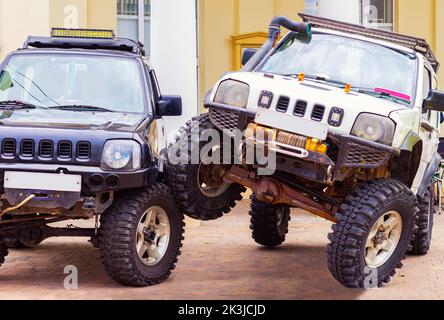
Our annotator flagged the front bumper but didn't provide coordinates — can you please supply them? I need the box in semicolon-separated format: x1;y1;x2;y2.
0;163;158;194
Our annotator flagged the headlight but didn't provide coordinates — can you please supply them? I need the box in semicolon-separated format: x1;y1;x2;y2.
101;140;141;171
214;80;250;108
351;113;396;146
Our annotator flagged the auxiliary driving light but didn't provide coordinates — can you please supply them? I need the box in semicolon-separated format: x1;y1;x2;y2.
51;28;115;40
258;91;274;109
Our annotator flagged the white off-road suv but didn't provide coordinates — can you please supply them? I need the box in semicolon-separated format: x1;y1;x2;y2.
166;14;444;288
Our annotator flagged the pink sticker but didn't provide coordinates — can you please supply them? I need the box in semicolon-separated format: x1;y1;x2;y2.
374;88;411;102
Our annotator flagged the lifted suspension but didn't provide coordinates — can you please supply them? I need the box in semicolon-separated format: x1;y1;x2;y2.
224;166;337;222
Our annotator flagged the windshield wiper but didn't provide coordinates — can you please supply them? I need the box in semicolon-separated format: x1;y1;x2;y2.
0;100;46;110
50;105;114;112
356;88;410;105
283;73;348;87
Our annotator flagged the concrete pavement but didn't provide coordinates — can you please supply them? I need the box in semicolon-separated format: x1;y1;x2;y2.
0;200;443;300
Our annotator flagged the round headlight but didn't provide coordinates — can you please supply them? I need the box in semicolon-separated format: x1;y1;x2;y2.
101;140;141;171
214;80;250;108
351;113;396;146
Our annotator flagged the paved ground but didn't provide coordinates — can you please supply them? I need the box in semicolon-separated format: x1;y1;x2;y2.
0;200;443;300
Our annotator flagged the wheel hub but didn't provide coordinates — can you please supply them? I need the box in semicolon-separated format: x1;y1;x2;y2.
365;210;402;268
372;230;386;246
143;229;156;243
136;206;170;266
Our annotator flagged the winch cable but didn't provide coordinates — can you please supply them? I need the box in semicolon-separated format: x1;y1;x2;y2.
0;194;36;218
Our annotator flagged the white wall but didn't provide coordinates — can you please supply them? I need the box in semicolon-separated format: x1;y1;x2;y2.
317;0;360;24
150;0;198;146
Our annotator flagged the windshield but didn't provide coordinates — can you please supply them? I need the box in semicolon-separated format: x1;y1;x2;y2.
259;33;418;103
0;53;146;113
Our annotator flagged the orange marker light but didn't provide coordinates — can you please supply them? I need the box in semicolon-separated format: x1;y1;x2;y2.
345;83;351;93
298;73;305;82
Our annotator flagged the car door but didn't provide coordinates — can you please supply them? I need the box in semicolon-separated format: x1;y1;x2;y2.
412;64;440;193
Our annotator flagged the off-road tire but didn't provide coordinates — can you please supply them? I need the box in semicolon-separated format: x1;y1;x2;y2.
250;194;291;247
408;180;435;255
327;179;418;288
0;242;8;267
165;113;246;221
99;184;185;287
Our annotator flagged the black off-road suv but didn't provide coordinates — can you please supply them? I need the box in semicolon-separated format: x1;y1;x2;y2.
0;28;183;287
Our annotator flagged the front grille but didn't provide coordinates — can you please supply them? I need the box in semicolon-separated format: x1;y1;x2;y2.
209;108;240;134
276;96;290;113
311;104;325;121
0;138;91;161
20;140;34;157
39;140;53;158
338;139;391;169
293;100;307;117
77;142;91;159
58;141;72;158
2;139;16;156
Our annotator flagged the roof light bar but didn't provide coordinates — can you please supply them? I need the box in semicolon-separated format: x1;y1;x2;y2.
299;13;439;72
51;28;115;40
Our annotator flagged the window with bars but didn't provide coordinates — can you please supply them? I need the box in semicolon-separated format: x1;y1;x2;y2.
360;0;393;31
117;0;151;54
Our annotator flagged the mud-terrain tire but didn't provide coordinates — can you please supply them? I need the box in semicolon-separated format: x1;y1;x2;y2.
250;194;291;247
327;179;418;288
407;180;435;256
99;184;185;287
0;242;8;267
166;113;246;221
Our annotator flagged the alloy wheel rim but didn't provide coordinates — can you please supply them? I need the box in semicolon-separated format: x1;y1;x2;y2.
136;206;170;266
365;210;402;268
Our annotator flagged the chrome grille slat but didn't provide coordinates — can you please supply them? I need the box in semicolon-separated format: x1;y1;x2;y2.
39;140;53;158
20;140;35;157
2;139;16;156
311;104;325;122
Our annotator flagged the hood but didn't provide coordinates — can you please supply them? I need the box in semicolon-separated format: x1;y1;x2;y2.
218;72;410;135
0;108;146;132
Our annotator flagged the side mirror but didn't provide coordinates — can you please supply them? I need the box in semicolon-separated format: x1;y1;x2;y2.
423;90;444;112
242;48;258;66
157;95;182;118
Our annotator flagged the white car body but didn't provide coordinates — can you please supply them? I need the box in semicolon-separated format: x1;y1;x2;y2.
208;27;441;194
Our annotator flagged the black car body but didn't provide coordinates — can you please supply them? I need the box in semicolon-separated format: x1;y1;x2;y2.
0;38;180;215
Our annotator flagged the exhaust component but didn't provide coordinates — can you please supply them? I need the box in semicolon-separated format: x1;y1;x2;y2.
224;166;336;222
242;16;311;71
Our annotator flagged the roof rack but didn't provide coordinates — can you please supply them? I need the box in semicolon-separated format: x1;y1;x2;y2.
23;28;145;56
299;13;439;72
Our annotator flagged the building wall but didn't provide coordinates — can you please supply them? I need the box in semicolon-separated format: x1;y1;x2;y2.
0;0;50;59
394;0;441;84
198;0;305;109
0;0;117;60
317;0;360;24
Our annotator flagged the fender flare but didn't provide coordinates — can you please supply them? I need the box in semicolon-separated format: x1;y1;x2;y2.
399;131;421;152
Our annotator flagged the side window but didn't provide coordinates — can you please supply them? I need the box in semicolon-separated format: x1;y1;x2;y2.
149;70;162;101
422;67;431;118
423;67;431;98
